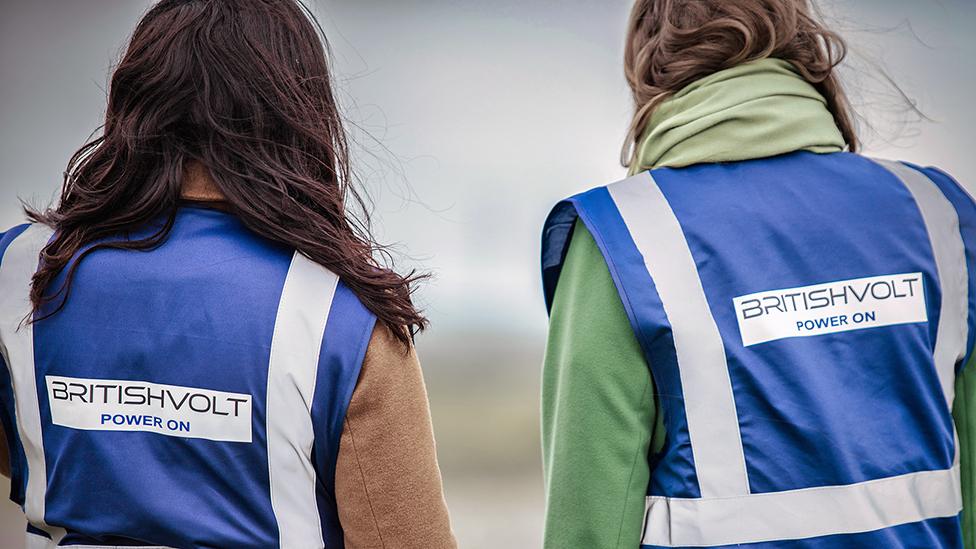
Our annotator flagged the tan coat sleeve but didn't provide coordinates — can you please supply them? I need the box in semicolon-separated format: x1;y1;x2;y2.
335;326;457;549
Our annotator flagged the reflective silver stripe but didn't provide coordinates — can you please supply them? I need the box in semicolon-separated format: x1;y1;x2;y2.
640;161;969;546
878;159;969;414
642;464;961;547
0;224;65;542
608;173;749;498
266;251;337;548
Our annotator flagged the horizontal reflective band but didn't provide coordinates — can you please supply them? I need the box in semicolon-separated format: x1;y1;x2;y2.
642;465;962;547
26;532;175;549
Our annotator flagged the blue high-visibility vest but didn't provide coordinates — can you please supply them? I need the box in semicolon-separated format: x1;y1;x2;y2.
0;204;375;548
541;151;976;548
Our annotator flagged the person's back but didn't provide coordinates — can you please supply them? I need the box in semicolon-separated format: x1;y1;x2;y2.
0;1;456;547
540;1;975;548
543;150;973;546
1;205;374;547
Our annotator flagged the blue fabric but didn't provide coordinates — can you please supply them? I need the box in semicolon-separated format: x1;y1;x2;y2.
0;223;31;507
904;163;976;370
311;281;375;549
0;224;30;265
1;207;373;547
653;152;951;493
0;352;22;505
541;202;578;313
544;188;700;498
541;151;970;546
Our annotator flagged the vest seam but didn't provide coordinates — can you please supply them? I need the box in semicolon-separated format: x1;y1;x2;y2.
344;415;387;548
614;373;654;549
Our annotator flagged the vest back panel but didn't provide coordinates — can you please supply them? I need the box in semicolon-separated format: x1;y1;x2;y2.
0;205;375;548
542;151;976;547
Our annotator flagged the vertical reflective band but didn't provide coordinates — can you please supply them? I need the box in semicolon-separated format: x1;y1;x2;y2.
608;173;750;498
878;160;969;416
266;252;338;549
0;224;65;541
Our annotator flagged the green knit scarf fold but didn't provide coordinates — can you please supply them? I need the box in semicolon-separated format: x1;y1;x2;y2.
629;58;846;174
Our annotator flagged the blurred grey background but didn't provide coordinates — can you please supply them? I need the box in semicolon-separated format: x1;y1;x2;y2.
0;0;973;547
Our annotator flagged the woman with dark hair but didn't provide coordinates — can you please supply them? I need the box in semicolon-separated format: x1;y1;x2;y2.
541;1;975;548
0;1;455;547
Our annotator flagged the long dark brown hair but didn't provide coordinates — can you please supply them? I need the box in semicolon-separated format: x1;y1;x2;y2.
623;0;858;167
26;0;427;345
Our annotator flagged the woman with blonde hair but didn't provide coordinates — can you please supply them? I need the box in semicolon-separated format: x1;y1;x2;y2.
542;1;975;547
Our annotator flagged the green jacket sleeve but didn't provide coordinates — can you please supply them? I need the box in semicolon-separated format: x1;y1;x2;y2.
542;220;662;549
954;357;976;549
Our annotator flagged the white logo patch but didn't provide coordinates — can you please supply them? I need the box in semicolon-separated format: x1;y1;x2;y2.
732;273;927;347
46;376;252;443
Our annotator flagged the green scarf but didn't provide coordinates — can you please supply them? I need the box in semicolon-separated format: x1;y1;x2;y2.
629;58;846;174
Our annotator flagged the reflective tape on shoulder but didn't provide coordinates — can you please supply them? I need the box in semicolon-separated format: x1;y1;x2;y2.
877;159;969;414
0;224;65;542
266;251;338;549
608;173;750;498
